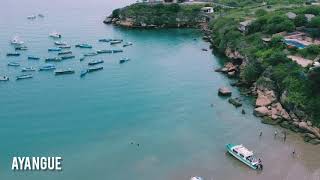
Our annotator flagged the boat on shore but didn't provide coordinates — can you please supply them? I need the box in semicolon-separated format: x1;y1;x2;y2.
54;41;67;46
48;47;62;52
11;36;24;46
21;67;36;72
88;60;104;66
55;68;75;75
7;52;20;56
45;57;62;62
8;62;20;67
28;56;40;60
75;44;92;48
16;74;33;80
61;55;75;60
39;64;56;71
0;76;9;81
49;32;62;38
15;46;28;51
88;66;103;73
97;49;113;54
80;70;88;77
84;52;98;57
226;144;263;170
58;51;72;55
119;58;130;64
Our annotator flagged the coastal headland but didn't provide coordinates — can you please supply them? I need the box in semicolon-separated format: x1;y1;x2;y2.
106;1;320;145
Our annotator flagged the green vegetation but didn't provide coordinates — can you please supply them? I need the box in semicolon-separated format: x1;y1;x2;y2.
210;3;320;125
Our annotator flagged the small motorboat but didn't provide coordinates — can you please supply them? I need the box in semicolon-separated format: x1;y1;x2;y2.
75;44;92;48
8;62;20;67
88;60;104;66
58;51;72;55
49;32;62;38
15;46;28;51
59;45;71;49
79;56;86;61
54;41;67;46
0;76;9;81
7;52;20;56
112;49;123;53
84;52;98;57
123;42;133;47
38;14;45;18
39;64;56;71
119;58;130;64
16;74;33;80
45;57;62;62
112;39;123;42
27;15;36;20
48;47;62;52
99;39;112;42
55;68;75;75
11;36;24;46
226;144;263;170
88;66;103;73
80;70;88;77
190;177;204;180
202;48;208;51
21;67;36;72
28;56;40;60
110;40;122;45
61;55;75;60
97;49;113;54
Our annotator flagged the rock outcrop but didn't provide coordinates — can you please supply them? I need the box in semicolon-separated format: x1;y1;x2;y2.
218;87;232;96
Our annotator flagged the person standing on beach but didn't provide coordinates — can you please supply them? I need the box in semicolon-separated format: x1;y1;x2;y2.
274;131;278;138
292;149;295;157
259;131;263;137
283;131;287;142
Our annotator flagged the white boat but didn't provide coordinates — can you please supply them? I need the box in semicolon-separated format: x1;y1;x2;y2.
0;76;9;81
11;36;24;46
226;144;263;170
190;177;204;180
49;32;62;38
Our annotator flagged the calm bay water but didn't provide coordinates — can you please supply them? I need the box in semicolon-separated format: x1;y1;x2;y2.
0;0;319;180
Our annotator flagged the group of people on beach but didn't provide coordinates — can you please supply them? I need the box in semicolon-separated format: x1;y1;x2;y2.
259;130;296;157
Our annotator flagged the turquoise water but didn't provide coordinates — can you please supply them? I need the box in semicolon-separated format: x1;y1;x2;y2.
0;1;320;180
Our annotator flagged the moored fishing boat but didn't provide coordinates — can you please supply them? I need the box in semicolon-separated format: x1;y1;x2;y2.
59;45;71;49
88;60;104;66
45;57;62;62
190;177;204;180
123;42;133;47
21;67;36;72
88;66;103;73
8;62;20;67
15;46;28;51
54;68;75;75
75;44;92;48
84;52;98;57
99;39;112;42
58;51;72;55
79;56;86;61
97;49;113;54
0;76;9;81
48;47;62;52
61;55;75;60
119;58;130;64
39;64;56;71
110;40;122;45
80;70;88;77
11;36;24;46
16;74;33;80
7;52;20;56
38;14;45;18
49;32;62;38
112;49;123;53
28;56;40;60
27;15;36;20
54;41;67;46
226;144;263;170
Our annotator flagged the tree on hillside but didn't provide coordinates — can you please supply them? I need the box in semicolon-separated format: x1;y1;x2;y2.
294;14;307;27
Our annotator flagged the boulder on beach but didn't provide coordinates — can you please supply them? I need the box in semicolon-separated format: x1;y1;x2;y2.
228;98;242;107
218;87;232;96
254;106;270;117
255;90;276;107
309;138;320;145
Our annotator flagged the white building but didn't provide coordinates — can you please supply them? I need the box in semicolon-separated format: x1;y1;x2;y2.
201;7;214;14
